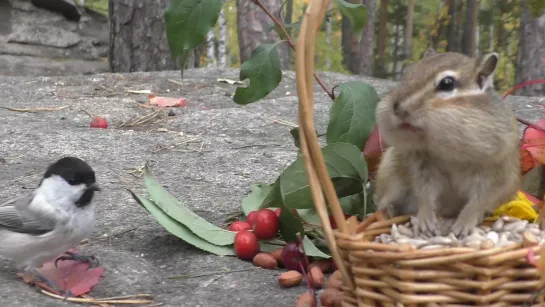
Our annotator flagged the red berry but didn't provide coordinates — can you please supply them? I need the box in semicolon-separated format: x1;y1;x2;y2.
90;116;108;129
253;209;279;240
234;230;260;260
281;242;305;272
228;221;251;232
246;211;258;225
275;208;281;216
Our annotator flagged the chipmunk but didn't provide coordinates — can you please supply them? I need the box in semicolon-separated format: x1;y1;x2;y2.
375;51;520;237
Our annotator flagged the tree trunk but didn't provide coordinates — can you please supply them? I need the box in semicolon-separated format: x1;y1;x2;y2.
359;0;376;75
218;8;228;68
488;23;494;51
403;0;414;59
109;0;179;72
446;0;458;52
392;23;401;80
461;0;478;57
206;28;217;67
341;0;361;74
325;2;332;70
285;0;293;64
236;0;290;69
374;0;388;78
515;0;545;96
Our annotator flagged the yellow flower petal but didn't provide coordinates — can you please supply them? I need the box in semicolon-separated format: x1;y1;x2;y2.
486;191;538;223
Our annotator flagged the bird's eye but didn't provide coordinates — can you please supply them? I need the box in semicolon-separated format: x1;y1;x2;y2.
436;76;456;91
66;178;76;185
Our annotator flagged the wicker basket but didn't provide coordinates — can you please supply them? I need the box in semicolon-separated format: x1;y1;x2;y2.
333;211;545;307
293;1;545;306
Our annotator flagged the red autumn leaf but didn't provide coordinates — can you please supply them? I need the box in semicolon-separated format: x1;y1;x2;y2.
520;119;545;171
17;249;104;297
149;94;186;107
520;147;536;175
363;125;386;179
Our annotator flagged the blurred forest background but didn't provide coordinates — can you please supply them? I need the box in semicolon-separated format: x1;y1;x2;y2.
98;0;544;95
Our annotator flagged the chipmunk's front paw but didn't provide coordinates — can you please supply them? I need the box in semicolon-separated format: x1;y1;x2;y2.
414;208;438;236
451;217;478;238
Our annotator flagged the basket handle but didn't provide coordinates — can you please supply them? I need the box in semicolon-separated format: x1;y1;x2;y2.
294;0;354;290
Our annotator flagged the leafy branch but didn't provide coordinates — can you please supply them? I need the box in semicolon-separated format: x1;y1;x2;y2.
251;0;335;100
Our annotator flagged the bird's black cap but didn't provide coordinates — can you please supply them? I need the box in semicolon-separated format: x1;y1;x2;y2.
44;156;97;186
43;156;100;207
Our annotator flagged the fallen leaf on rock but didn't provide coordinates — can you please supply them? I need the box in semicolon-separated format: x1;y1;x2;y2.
17;249;104;297
149;94;186;107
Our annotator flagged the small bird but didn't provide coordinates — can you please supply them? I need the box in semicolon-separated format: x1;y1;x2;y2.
0;156;100;295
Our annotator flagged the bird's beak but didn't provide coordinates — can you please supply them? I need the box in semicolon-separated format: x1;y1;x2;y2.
86;183;101;192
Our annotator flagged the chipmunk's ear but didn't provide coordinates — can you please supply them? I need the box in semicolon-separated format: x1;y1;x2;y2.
476;53;499;90
421;48;437;59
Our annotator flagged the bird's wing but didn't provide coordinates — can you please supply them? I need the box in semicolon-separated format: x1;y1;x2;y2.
0;194;56;235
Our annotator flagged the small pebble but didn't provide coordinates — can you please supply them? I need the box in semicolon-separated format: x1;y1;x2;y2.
168;109;176;116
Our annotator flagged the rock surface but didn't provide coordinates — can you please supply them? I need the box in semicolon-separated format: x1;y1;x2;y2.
0;68;543;306
0;0;108;76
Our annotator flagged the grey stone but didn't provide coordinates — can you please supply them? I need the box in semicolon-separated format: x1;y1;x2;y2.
1;0;108;77
0;68;543;307
8;25;82;48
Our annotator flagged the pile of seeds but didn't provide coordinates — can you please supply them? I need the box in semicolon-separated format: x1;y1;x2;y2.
374;215;545;250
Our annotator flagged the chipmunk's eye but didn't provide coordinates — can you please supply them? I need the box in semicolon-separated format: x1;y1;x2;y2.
436;76;456;91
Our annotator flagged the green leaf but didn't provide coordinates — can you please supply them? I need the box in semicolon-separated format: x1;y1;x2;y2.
259;241;284;253
233;44;282;105
290;127;324;149
303;236;331;258
143;166;236;246
339;192;364;216
326;81;380;151
241;184;274;216
261;142;368;209
298;209;322;226
335;0;368;38
164;0;223;67
278;202;305;243
129;190;235;256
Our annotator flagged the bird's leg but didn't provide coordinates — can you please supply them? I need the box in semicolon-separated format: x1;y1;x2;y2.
29;269;74;298
55;251;99;268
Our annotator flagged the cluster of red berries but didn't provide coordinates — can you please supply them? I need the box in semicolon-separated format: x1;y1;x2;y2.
229;208;281;260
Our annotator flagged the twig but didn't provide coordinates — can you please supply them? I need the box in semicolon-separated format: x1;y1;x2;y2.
230;144;281;149
269;118;298;127
152;137;201;153
167;79;184;86
251;0;334;100
0;106;69;113
40;290;155;304
167;268;260;279
118;111;162;128
81;294;110;307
